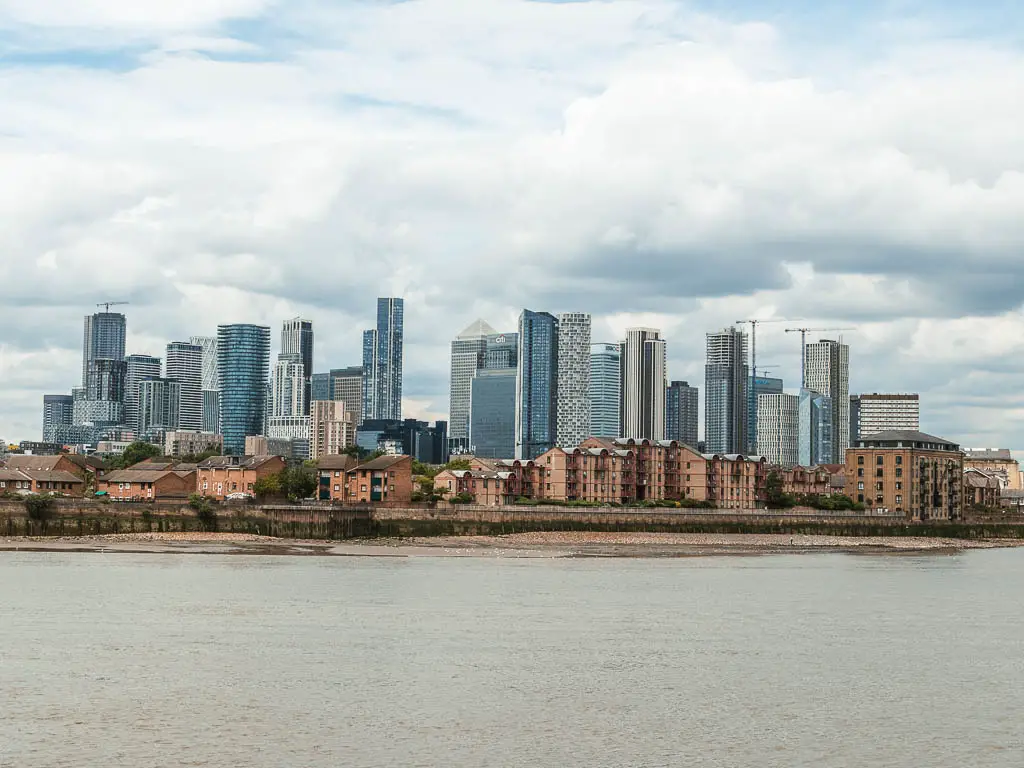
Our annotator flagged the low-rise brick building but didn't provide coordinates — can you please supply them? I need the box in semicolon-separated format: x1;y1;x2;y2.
845;430;964;520
197;455;287;500
316;455;359;501
97;463;198;501
346;455;413;505
772;465;832;497
434;469;516;506
0;467;84;496
964;468;1001;509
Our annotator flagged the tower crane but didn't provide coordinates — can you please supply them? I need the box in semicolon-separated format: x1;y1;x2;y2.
96;301;129;313
736;318;791;451
785;327;855;388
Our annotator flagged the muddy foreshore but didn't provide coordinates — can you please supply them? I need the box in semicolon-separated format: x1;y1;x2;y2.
2;531;1022;558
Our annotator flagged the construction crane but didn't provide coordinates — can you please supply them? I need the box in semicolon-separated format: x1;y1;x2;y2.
785;327;855;387
96;301;129;313
736;319;790;451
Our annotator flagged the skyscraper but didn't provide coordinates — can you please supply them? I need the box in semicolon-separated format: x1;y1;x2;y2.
757;392;799;466
330;367;364;419
804;339;850;463
620;328;666;441
42;395;74;443
799;389;834;467
469;368;517;459
484;332;518;370
705;327;749;455
590;343;621;439
190;336;219;432
556;313;591;448
217;324;271;455
666;381;699;446
281;318;314;412
449;319;497;446
515;310;558;459
362;298;404;421
82;311;126;388
165;342;204;432
272;354;306;418
748;376;783;452
124;354;162;433
850;393;920;442
309;400;357;460
138;378;181;435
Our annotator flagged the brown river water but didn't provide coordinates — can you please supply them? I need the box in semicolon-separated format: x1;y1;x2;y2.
2;549;1023;766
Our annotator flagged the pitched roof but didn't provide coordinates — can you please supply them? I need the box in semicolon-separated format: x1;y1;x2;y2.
19;470;84;483
63;454;106;471
102;470;174;483
198;455;282;469
857;430;959;448
964;449;1015;461
2;455;64;472
129;461;175;471
318;454;358;471
352;454;411;471
0;469;29;482
456;318;498;339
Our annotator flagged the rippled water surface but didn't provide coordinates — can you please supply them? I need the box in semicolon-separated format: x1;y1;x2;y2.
2;549;1023;767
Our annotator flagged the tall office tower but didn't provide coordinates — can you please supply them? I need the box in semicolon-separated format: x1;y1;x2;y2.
469;368;517;459
799;389;833;466
330;367;364;420
311;373;331;403
705;327;749;455
757;392;800;466
804;339;850;463
73;358;127;427
309;400;357;460
555;313;592;448
82;311;126;387
138;378;182;435
666;381;699;446
484;332;518;369
590;343;621;438
281;318;314;412
850;393;920;442
619;328;667;441
124;354;162;433
217;324;271;455
362;298;404;421
42;395;74;443
165;342;204;432
748;376;783;452
515;310;558;459
272;353;306;418
190;335;219;431
449;319;497;445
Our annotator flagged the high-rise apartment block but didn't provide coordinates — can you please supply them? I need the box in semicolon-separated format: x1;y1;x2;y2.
124;354;161;433
310;400;357;460
281;318;313;412
272;354;306;418
555;313;591;448
748;376;783;451
705;327;749;454
850;393;919;442
515;310;558;459
165;341;204;432
362;298;404;422
757;392;799;466
620;328;666;441
217;324;270;455
190;335;219;432
666;381;699;446
82;311;126;388
449;319;497;444
41;395;74;443
138;378;181;435
804;339;850;464
590;343;621;439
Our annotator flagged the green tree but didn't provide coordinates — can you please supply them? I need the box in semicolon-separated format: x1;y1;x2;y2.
443;458;472;472
113;441;163;469
189;494;218;532
24;495;56;531
253;474;283;499
765;471;796;509
281;466;317;500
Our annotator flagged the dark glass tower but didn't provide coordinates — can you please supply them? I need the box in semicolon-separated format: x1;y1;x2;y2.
217;324;271;455
515;310;558;459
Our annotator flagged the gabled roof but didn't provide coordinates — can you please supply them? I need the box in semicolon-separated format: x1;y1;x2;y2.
0;469;29;482
318;454;358;471
20;470;84;483
103;469;176;483
456;318;498;339
964;449;1015;461
198;455;282;469
63;454;106;471
352;454;411;471
2;455;64;472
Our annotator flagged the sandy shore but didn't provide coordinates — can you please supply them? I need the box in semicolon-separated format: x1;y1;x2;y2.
1;531;1022;558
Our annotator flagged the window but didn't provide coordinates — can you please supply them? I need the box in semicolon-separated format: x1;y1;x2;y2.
546;483;551;490
895;456;903;465
876;469;883;478
389;486;395;492
333;485;340;492
895;495;903;505
334;471;340;477
857;482;864;491
857;468;864;477
876;482;883;491
895;468;903;478
876;496;884;504
858;456;865;465
361;485;367;492
877;456;884;466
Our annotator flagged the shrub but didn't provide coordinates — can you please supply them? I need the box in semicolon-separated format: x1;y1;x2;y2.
24;495;56;527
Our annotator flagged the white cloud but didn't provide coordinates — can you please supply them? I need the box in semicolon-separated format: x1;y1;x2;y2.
1;0;1023;452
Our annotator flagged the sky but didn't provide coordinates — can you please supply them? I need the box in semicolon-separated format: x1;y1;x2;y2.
1;0;1023;451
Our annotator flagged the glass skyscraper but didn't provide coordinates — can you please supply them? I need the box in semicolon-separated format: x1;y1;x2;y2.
82;311;126;388
362;298;404;421
449;319;497;444
590;343;621;439
705;327;749;455
42;395;74;443
515;310;558;459
799;389;834;466
125;354;162;433
470;368;517;459
619;328;666;441
666;380;699;446
166;342;204;431
217;324;270;455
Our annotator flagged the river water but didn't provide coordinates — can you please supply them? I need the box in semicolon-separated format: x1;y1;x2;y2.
2;549;1023;767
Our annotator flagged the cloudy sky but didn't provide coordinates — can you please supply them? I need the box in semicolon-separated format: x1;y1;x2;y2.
1;0;1022;451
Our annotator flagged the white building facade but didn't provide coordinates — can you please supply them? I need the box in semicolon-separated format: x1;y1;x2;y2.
555;312;592;448
757;392;800;467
